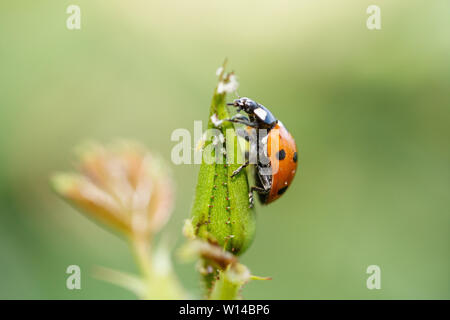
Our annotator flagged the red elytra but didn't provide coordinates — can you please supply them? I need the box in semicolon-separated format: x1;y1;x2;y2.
263;122;298;204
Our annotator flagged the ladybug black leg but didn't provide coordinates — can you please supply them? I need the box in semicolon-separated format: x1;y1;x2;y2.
230;161;250;178
223;115;259;128
235;128;250;140
248;186;269;208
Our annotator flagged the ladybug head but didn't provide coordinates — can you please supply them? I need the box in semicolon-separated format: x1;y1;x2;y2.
227;97;258;113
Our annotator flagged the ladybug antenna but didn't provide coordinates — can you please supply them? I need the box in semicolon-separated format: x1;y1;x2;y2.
227;91;240;106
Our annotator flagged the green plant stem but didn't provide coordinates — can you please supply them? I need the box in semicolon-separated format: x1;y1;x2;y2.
209;270;241;300
129;236;185;300
130;236;154;282
209;264;250;300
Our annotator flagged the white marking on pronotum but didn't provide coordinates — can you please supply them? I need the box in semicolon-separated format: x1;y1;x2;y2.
254;107;267;120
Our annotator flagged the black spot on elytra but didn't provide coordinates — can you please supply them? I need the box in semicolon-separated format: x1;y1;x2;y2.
293;152;298;163
276;149;286;160
277;186;288;195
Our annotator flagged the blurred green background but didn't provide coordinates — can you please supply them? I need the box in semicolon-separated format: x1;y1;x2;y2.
0;1;449;299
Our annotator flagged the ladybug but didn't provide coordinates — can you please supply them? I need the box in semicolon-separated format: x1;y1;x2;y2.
223;97;298;206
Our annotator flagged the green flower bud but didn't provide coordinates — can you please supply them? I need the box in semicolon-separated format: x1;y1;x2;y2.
190;66;256;256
